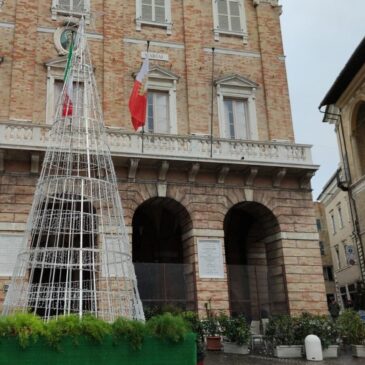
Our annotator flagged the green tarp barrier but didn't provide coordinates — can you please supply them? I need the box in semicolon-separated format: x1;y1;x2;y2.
0;334;196;365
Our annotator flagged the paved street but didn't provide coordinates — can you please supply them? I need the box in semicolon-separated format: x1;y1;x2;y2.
205;352;363;364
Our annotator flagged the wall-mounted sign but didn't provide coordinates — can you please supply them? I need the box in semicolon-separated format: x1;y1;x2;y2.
198;239;224;279
141;51;169;62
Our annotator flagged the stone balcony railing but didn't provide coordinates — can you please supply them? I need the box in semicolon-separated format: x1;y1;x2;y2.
0;121;316;169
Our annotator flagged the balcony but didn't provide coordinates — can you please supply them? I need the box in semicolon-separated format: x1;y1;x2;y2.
0;121;316;170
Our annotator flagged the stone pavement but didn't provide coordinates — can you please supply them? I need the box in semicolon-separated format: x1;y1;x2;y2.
205;351;363;364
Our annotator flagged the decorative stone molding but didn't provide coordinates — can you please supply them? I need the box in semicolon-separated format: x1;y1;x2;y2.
253;0;279;7
273;168;287;188
158;161;169;181
246;167;258;186
0;150;4;173
30;153;40;175
0;121;316;170
300;172;315;190
188;163;200;183
217;166;230;184
128;158;139;180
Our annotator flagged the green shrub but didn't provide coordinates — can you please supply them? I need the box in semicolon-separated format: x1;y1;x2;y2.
295;312;338;349
112;317;145;350
219;314;250;345
337;309;365;345
1;313;45;348
265;315;300;346
201;315;220;337
146;313;188;343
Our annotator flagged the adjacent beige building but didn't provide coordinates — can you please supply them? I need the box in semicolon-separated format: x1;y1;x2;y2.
320;37;365;309
0;0;327;318
317;169;362;308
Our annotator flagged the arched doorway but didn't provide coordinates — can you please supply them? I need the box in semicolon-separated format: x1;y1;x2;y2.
224;202;287;320
132;197;195;313
352;101;365;175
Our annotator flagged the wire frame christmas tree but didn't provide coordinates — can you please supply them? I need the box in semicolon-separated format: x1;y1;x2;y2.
2;20;144;321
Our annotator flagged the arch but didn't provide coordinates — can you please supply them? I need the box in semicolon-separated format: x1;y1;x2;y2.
132;197;195;312
351;100;365;176
224;201;287;320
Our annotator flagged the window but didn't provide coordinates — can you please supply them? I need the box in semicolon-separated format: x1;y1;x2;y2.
323;266;334;281
45;57;86;124
337;204;344;229
319;241;325;256
212;0;248;43
215;75;258;140
51;0;90;22
142;65;178;134
316;219;322;231
146;91;170;133
330;211;336;234
334;245;341;269
136;0;172;34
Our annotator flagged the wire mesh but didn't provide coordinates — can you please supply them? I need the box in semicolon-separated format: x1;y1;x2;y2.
2;19;144;321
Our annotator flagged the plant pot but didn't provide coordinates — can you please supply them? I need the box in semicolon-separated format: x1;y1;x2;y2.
352;344;365;357
205;336;222;351
274;345;303;358
223;342;249;355
323;345;338;358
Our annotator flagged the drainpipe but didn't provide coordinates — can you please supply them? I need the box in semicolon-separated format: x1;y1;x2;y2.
319;106;365;284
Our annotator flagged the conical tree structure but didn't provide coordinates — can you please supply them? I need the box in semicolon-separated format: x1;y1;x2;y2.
2;20;144;321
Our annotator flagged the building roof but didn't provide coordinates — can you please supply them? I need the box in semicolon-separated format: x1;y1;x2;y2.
316;167;341;201
319;37;365;108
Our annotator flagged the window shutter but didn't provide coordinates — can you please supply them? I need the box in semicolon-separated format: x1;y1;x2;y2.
154;0;166;22
233;99;247;139
154;92;169;133
147;93;154;132
224;99;235;138
74;81;84;116
54;80;64;120
217;0;229;30
229;1;241;32
142;0;153;21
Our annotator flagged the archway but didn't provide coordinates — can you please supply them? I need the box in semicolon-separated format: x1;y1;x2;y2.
352;101;365;176
224;202;287;320
132;197;195;313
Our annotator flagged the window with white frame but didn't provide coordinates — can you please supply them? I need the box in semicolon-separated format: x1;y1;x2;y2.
215;75;258;140
330;210;336;234
212;0;248;43
51;0;90;22
45;58;85;124
136;0;172;34
144;66;178;134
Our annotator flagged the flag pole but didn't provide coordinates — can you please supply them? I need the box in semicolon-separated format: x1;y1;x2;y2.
210;47;215;158
141;40;150;154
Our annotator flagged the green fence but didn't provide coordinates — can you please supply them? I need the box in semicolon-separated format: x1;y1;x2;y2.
0;334;196;365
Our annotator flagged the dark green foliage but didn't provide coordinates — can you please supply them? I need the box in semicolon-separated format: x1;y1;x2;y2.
201;315;220;337
295;312;338;349
146;313;188;343
265;315;301;346
218;314;250;345
181;311;205;361
336;309;365;345
112;317;145;350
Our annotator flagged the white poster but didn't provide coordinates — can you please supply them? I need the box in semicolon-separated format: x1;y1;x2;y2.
198;239;224;279
345;245;356;265
0;234;23;276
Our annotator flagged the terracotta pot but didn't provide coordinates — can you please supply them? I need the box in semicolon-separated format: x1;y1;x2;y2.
206;336;222;351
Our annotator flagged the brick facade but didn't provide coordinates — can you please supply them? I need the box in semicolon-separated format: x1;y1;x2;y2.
0;0;327;317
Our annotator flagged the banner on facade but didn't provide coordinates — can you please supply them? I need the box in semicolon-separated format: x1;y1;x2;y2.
345;244;356;265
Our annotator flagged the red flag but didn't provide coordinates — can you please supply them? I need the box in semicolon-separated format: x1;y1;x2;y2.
129;56;149;131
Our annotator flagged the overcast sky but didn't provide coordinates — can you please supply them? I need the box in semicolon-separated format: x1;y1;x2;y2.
279;0;364;199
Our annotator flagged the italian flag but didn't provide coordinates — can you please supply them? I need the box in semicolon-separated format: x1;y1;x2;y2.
129;55;149;131
62;40;74;117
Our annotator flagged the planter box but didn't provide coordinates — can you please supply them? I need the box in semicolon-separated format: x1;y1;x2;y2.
205;336;222;351
323;345;338;358
0;334;196;365
223;342;249;355
352;344;365;357
274;345;303;358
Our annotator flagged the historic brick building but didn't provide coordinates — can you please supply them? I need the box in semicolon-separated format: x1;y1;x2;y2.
0;0;327;318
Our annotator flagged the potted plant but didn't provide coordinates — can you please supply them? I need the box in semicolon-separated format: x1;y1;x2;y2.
337;309;365;357
265;315;302;358
219;314;250;355
295;312;339;358
201;316;221;351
